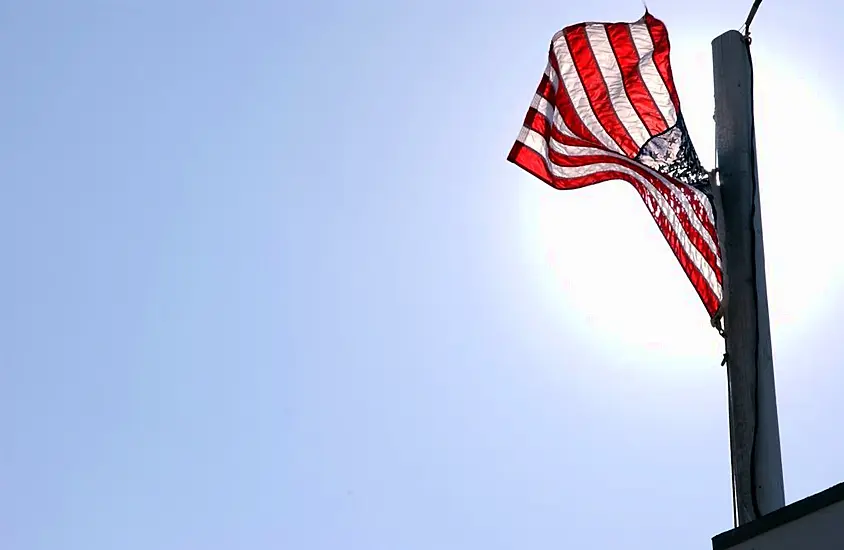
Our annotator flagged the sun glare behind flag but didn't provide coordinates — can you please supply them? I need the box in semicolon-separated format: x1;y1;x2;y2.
508;12;723;320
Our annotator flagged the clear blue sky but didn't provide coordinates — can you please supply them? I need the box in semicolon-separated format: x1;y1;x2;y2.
2;1;843;548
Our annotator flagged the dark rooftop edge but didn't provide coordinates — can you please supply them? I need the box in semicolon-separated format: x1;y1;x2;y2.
712;481;844;550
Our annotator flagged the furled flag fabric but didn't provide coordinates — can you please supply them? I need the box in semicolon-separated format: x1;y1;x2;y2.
508;12;722;320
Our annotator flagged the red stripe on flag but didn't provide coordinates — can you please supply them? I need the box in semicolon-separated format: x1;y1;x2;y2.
523;107;599;149
604;23;668;136
547;48;603;147
677;183;719;247
507;142;552;185
524;106;551;138
564;25;640;157
509;138;618;191
644;13;680;112
536;73;556;102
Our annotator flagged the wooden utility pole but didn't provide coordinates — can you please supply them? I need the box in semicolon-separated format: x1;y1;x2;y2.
712;26;785;525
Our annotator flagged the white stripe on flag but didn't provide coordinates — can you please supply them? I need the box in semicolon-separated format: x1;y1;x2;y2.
585;24;652;148
627;21;677;128
550;33;625;154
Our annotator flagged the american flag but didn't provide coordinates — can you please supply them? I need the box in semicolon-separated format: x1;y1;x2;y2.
509;12;723;320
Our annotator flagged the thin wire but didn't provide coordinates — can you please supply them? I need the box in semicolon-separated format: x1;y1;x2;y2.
744;31;763;522
742;0;764;36
721;323;738;527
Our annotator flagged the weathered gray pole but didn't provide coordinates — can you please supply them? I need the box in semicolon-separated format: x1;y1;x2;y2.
712;29;785;525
